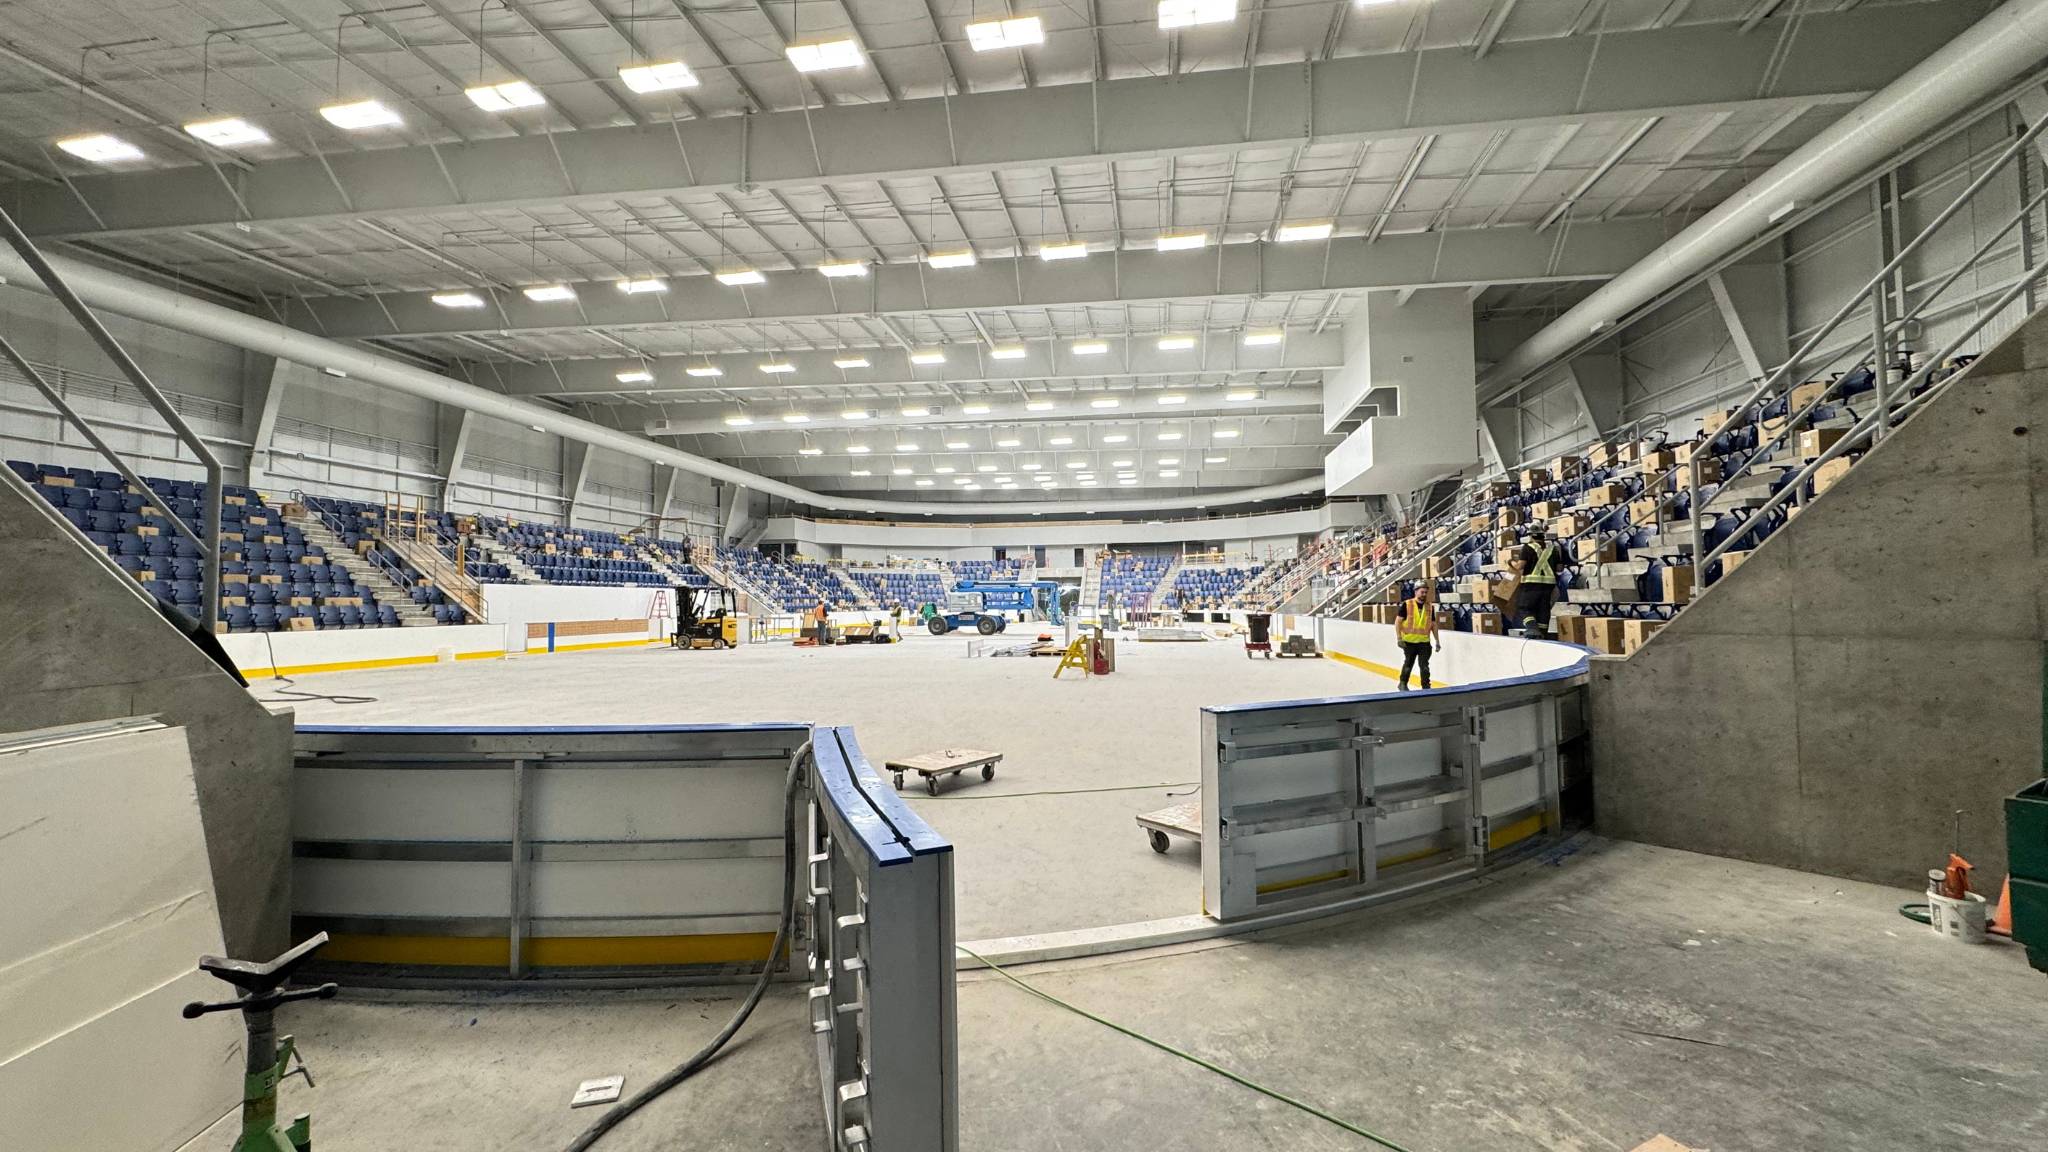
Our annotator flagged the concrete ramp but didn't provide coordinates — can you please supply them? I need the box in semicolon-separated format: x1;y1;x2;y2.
0;468;292;954
1592;311;2048;887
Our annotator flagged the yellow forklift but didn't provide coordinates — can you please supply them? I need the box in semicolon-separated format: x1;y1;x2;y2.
671;583;739;650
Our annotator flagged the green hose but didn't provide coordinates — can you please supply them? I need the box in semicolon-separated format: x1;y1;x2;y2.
956;944;1418;1152
1899;902;1933;925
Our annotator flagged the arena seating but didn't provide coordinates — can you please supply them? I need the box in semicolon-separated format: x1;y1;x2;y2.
1167;565;1261;610
10;462;405;632
848;566;949;607
949;559;1021;582
720;547;852;611
1098;555;1172;613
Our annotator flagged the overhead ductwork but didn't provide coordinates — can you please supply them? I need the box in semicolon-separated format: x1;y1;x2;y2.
0;247;1324;518
1479;0;2048;397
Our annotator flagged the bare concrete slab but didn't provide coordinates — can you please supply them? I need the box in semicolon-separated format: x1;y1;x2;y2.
267;631;1386;939
282;839;2045;1152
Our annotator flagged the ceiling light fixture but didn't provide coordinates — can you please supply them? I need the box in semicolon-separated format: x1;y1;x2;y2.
903;404;935;417
615;369;654;383
1157;335;1196;351
1065;461;1087;469
1157;0;1237;28
318;99;402;130
1090;398;1121;409
617;277;668;294
1020;462;1041;470
846;445;871;454
799;447;823;456
935;466;956;474
1159;469;1180;478
817;260;868;278
962;403;991;415
910;349;947;365
786;38;864;73
1205;455;1228;463
618;61;700;92
522;284;575;302
841;408;872;419
966;15;1044;51
1038;240;1088;261
687;365;725;377
1070;340;1109;356
725;415;754;427
183;118;268;147
996;438;1020;447
1226;390;1259;402
1215;429;1242;439
1155;231;1208;252
977;464;998;473
430;291;486;309
1157;431;1184;441
850;469;872;476
915;478;934;486
1242;330;1284;346
926;249;977;269
1104;436;1129;445
781;413;811;423
1111;459;1134;467
833;356;871;369
895;442;920;452
466;80;546;111
716;268;765;286
989;346;1026;360
1049;436;1073;446
56;133;145;163
1026;399;1056;411
893;467;913;476
1158;457;1180;465
946;441;970;450
1274;221;1334;242
759;361;796;374
1157;394;1188;405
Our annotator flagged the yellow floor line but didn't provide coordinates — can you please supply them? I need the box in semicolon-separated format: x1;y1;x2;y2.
1324;649;1459;687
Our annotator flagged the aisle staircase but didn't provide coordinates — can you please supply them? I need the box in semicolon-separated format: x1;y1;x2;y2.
633;541;687;583
378;527;486;622
827;566;877;608
475;537;542;584
1077;558;1102;617
1150;555;1184;610
286;510;438;627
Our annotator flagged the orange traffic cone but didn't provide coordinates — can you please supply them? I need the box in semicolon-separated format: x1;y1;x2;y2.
1991;875;2014;938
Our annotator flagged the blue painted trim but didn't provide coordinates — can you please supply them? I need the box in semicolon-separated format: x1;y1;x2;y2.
1204;652;1590;716
546;622;556;653
812;725;951;866
296;722;812;735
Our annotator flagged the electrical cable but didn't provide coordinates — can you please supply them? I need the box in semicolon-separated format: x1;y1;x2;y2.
956;944;1417;1152
562;741;808;1152
254;632;378;705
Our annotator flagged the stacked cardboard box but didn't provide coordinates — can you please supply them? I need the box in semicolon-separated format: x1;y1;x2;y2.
1622;618;1666;654
1812;456;1856;496
1580;617;1626;654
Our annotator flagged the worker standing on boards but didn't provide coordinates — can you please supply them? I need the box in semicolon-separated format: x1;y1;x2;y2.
812;599;830;646
1397;582;1441;691
1513;525;1561;638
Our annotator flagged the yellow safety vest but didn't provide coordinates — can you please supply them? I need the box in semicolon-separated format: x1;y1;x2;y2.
1398;599;1432;644
1526;542;1558;585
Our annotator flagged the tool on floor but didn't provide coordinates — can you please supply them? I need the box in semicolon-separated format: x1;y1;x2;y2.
1901;809;1989;943
180;932;340;1152
569;1076;625;1109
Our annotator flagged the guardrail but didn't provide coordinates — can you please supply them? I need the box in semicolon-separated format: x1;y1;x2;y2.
1201;639;1586;921
806;726;958;1152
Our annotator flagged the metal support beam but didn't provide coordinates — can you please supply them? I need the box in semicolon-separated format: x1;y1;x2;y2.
720;483;751;546
3;9;1983;242
302;219;1673;343
242;360;289;490
1479;405;1522;473
653;464;682;522
562;439;593;525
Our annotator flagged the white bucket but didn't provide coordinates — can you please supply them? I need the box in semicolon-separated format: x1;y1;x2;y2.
1927;890;1989;943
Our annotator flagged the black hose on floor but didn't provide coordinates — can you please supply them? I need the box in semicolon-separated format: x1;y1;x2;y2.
561;740;809;1152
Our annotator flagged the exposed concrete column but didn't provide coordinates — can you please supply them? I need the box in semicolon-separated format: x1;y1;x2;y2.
1479;405;1523;473
1324;288;1479;496
1563;345;1625;437
240;358;288;491
1708;262;1792;382
720;483;751;546
434;404;473;505
562;440;593;526
652;464;682;525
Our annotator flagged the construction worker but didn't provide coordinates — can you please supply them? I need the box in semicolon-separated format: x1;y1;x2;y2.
1513;525;1561;637
1396;582;1441;691
812;599;830;646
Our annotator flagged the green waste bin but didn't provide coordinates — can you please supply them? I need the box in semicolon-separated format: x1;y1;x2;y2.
2006;778;2048;974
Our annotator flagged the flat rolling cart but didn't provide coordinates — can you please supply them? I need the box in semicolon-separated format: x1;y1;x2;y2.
1244;611;1274;659
887;747;1003;796
1136;800;1201;854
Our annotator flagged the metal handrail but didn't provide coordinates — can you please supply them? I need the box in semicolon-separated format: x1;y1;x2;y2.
0;203;224;629
1695;258;2048;579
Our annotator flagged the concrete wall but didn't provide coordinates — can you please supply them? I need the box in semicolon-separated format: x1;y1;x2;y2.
1590;312;2048;887
0;468;293;954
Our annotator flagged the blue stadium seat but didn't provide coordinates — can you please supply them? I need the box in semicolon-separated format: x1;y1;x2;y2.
318;606;343;629
251;605;280;631
226;605;254;632
377;605;399;627
338;605;363;628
